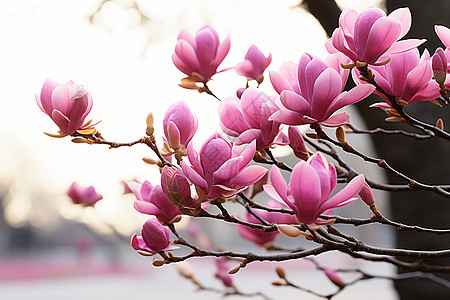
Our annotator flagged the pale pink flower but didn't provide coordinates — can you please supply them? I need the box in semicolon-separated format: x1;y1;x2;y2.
235;44;272;84
67;182;103;207
180;133;267;201
354;49;440;106
172;25;230;87
36;78;95;134
131;218;178;255
215;257;234;288
266;152;364;228
269;53;374;127
128;180;181;225
163;101;198;151
327;7;425;65
237;201;296;246
218;87;288;150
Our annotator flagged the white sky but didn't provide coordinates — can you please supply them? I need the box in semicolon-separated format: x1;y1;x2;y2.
0;0;381;234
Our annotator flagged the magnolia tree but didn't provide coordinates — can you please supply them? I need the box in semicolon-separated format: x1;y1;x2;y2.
36;6;450;299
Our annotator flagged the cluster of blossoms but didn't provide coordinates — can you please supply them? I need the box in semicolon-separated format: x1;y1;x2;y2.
37;6;449;266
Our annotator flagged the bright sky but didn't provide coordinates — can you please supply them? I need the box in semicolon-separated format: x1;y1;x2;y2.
0;0;381;235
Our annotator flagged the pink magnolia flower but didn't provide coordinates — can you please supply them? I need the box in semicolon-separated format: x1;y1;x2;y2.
36;78;95;135
235;44;272;84
266;152;364;229
162;101;198;152
218;87;288;150
237;201;296;246
327;7;425;65
354;49;440;106
432;48;448;85
160;166;198;209
131;218;178;255
215;257;234;288
172;25;230;87
269;53;374;127
128;180;181;225
180;133;267;201
435;25;450;88
67;182;103;206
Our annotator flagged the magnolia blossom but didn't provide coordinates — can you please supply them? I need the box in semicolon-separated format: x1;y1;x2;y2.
265;152;364;229
131;218;178;255
237;201;296;246
354;49;440;106
160;166;197;209
218;87;288;150
269;53;374;127
327;7;424;65
180;133;267;201
128;180;181;225
172;25;230;88
162;101;198;152
36;78;95;135
235;45;272;84
67;182;103;207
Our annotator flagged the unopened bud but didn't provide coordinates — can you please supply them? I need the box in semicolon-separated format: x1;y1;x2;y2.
305;133;320;139
271;281;285;286
152;259;165;267
324;269;346;289
228;264;241;275
396;99;409;107
385;116;405;123
142;156;159;165
436;118;444;130
358;181;375;206
432;48;448;85
335;127;346;145
278;224;302;238
71;138;89;144
275;267;286;279
146;113;155;136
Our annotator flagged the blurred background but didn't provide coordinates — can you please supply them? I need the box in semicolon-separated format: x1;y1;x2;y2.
1;0;436;299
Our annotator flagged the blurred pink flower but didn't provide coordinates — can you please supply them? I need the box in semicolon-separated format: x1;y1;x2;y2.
173;25;230;87
131;218;178;255
327;7;424;65
266;152;364;229
36;78;95;135
181;133;267;201
218;87;288;150
354;49;440;106
237;201;296;246
67;182;103;207
128;180;181;225
162;101;198;152
324;269;346;289
235;44;272;84
269;53;374;127
215;257;234;288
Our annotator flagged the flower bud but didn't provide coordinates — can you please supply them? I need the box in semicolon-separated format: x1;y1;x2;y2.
163;101;198;151
275;267;286;279
335;126;346;145
432;48;448;85
131;218;178;255
235;45;272;84
436;118;444;130
358;181;375;206
288;126;309;160
146;113;154;136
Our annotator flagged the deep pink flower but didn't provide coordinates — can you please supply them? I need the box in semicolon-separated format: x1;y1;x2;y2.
131;218;178;255
269;53;374;127
160;166;198;209
128;180;181;225
266;152;364;228
237;201;296;246
172;25;230;87
328;7;425;65
354;49;440;106
162;101;198;152
67;182;103;207
218;87;288;150
215;257;234;288
36;78;95;135
432;48;448;85
235;45;272;84
180;133;267;201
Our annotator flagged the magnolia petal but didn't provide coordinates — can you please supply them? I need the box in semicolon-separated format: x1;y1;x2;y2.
280;90;311;114
388;7;411;39
320;174;365;212
388;39;426;55
214;157;243;182
435;25;450;48
320;113;350;127
229;165;267;187
181;161;208;191
326;84;375;116
269;70;294;95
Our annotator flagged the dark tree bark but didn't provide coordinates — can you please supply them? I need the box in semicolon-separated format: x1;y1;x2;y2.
301;1;450;299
